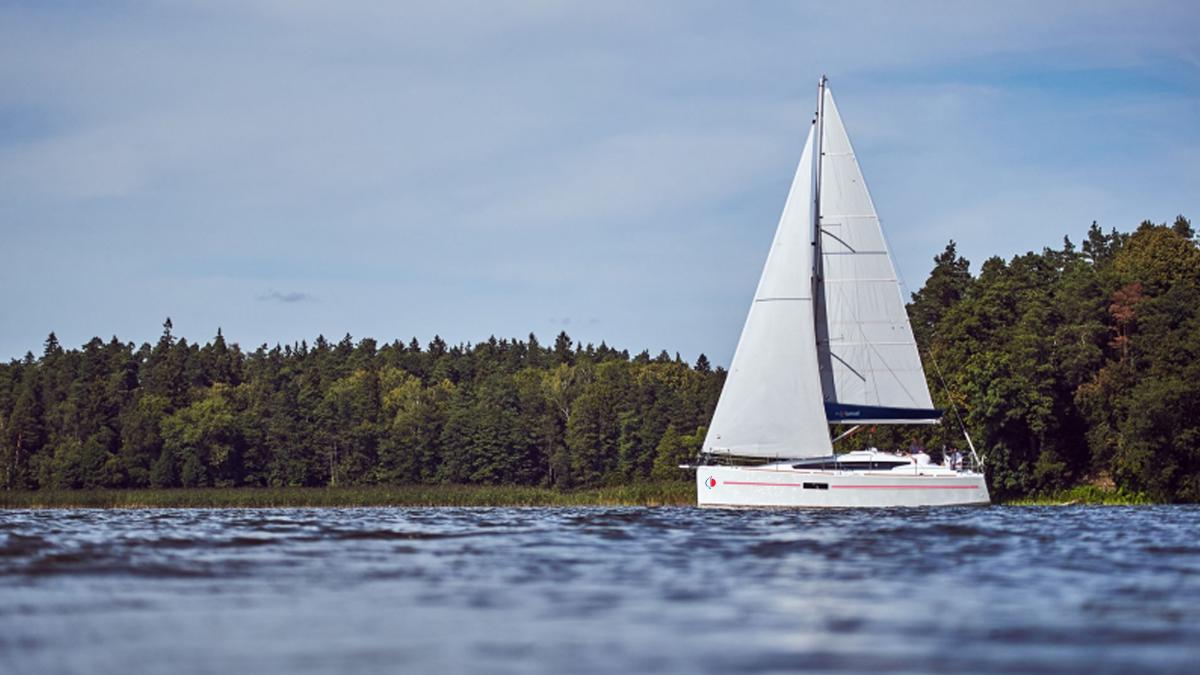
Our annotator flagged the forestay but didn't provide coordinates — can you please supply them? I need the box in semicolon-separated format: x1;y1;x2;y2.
814;88;938;424
702;126;834;459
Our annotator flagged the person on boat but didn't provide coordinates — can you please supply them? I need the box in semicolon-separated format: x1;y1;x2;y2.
908;439;930;465
907;441;930;466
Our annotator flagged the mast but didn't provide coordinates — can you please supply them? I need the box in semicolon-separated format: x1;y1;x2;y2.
812;74;830;427
816;73;825;338
813;75;827;281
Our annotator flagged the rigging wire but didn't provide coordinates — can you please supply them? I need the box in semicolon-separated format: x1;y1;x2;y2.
879;206;983;473
925;342;984;471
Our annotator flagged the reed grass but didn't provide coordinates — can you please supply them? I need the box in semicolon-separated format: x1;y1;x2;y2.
1003;485;1154;506
0;482;697;509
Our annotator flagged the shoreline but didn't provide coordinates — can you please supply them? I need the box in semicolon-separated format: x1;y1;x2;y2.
0;483;697;509
0;483;1162;509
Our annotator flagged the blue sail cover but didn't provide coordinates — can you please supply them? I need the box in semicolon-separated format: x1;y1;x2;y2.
824;402;942;423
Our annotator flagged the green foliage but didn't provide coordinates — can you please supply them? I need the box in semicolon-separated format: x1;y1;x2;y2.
119;393;169;487
564;362;629;487
0;328;719;492
1113;221;1200;292
916;217;1200;502
908;240;972;348
149;447;178;488
161;385;247;488
650;424;703;481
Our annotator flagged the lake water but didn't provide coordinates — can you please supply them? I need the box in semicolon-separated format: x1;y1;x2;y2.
1;506;1198;674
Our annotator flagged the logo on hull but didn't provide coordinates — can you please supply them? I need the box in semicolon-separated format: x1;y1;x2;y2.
704;476;717;489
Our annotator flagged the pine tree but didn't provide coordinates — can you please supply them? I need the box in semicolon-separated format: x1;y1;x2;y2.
553;331;573;365
3;374;43;489
651;424;687;480
908;241;972;348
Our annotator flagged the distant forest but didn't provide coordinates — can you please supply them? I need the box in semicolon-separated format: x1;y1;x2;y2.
1;216;1197;502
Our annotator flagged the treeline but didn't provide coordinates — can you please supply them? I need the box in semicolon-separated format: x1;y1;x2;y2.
0;327;721;491
896;215;1199;502
2;216;1198;501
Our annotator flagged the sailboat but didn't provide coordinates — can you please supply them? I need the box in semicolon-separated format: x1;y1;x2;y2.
695;77;989;508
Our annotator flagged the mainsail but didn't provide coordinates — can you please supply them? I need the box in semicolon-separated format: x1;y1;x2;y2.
702;125;834;459
814;87;938;423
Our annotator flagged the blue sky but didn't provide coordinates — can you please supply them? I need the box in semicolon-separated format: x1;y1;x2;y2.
2;1;1198;364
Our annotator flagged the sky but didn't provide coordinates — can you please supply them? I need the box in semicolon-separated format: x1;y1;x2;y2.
2;0;1198;365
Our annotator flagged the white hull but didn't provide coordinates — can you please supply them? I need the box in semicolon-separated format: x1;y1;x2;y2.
696;464;990;508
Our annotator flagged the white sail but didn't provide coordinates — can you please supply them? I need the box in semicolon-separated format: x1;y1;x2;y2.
814;88;937;423
703;125;834;459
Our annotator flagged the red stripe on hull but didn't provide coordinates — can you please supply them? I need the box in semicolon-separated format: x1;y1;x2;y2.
831;485;979;489
724;481;805;487
721;481;980;490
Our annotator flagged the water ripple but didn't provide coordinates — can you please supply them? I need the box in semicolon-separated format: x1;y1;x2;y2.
1;505;1198;674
